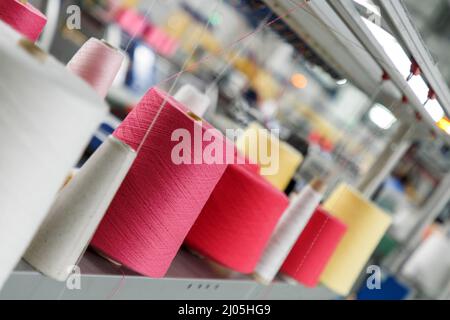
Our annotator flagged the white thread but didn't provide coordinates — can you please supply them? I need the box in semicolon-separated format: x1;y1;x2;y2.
24;136;136;281
0;21;106;289
402;231;450;298
174;84;211;117
254;183;323;284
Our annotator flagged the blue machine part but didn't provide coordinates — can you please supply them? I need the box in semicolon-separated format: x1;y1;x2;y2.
357;274;411;300
88;114;122;151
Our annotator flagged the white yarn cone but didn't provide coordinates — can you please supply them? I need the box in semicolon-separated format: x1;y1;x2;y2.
174;84;211;117
402;231;450;298
24;135;136;281
254;179;325;284
0;21;107;289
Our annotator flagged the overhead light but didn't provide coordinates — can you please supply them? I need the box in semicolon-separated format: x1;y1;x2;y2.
336;78;348;85
408;76;429;104
437;117;450;134
291;73;308;89
424;99;445;122
369;103;397;130
363;18;410;79
363;19;427;96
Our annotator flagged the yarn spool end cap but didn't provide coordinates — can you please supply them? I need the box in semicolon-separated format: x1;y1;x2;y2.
310;178;326;193
252;272;271;286
100;39;119;51
18;38;47;62
187;111;202;121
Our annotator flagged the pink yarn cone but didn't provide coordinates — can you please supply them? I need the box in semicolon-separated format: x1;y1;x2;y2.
91;87;228;277
186;164;289;273
67;38;124;98
0;0;47;42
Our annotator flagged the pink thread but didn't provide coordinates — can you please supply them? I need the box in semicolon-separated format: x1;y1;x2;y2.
185;164;289;273
91;87;228;277
0;0;47;42
280;206;347;287
67;38;124;98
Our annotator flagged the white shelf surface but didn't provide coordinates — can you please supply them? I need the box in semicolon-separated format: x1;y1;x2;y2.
0;249;337;300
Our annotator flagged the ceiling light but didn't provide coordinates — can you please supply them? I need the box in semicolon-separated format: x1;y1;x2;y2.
424;100;445;122
291;73;308;89
369;103;397;130
437;117;450;134
363;18;411;78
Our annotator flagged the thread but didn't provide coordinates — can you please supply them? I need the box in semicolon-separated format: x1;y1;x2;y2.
24;136;136;281
0;0;47;42
174;84;211;118
91;87;228;277
67;38;124;98
319;183;392;296
236;122;303;191
280;206;347;287
0;22;107;289
253;179;325;284
401;230;450;298
185;163;289;274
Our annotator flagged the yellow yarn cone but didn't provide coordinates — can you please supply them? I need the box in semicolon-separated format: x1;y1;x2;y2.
236;122;303;191
319;183;392;296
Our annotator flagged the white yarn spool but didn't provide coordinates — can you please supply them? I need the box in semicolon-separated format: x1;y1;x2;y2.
254;179;325;284
174;84;211;117
0;21;107;289
24;135;136;281
402;231;450;298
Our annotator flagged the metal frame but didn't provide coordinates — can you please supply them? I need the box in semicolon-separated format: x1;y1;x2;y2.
358;122;412;197
375;0;450;115
262;0;401;109
261;0;450;142
327;0;445;139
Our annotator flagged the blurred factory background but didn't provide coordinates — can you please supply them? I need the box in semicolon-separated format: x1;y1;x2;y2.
2;0;450;300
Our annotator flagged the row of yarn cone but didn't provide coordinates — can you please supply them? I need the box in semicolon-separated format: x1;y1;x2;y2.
0;3;392;298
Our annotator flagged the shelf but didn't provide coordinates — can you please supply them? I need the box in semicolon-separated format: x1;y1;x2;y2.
0;249;337;300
